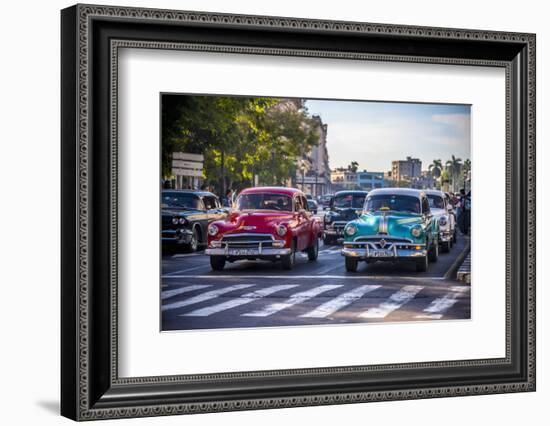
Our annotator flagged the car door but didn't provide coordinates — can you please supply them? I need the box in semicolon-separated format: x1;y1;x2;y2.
204;196;225;222
296;195;312;250
422;196;435;245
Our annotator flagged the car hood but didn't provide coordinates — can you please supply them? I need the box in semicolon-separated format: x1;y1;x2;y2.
351;211;425;242
430;207;447;217
217;210;296;233
329;207;363;221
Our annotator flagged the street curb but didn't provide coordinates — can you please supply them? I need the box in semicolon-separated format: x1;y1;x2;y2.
457;252;471;283
444;237;471;281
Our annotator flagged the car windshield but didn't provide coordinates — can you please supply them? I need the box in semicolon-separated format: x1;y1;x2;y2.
236;193;293;212
161;193;200;209
333;194;366;209
365;194;421;214
427;194;445;209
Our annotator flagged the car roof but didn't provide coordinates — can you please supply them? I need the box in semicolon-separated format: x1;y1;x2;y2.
423;189;446;197
367;187;424;198
238;186;304;196
162;189;216;198
334;190;369;196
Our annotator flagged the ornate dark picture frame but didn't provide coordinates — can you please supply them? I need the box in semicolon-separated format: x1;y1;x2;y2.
61;4;536;421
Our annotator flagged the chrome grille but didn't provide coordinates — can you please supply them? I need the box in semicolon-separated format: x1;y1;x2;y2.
221;233;275;249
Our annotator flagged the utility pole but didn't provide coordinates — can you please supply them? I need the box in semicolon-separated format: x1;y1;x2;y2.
220;149;225;197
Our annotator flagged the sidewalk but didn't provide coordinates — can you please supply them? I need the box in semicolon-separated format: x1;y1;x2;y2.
457;251;471;283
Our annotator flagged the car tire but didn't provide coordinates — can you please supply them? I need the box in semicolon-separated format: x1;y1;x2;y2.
307;238;319;261
415;255;428;272
428;237;439;262
185;227;199;253
281;243;296;270
345;257;359;272
210;256;225;271
441;240;451;253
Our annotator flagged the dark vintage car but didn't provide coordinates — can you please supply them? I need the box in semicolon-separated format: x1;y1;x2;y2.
161;190;228;252
307;199;319;214
323;190;369;245
205;187;322;270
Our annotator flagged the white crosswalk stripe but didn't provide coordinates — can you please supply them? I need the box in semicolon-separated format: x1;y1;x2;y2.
242;284;342;317
301;285;381;318
359;285;424;318
161;284;212;300
182;285;299;317
414;286;470;319
161;284;254;312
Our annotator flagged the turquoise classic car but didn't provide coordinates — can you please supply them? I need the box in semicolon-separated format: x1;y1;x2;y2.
341;188;439;272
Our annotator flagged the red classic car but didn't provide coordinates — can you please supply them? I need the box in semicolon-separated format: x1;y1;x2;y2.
205;187;321;270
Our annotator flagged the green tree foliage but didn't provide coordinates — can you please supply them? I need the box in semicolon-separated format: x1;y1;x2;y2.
162;96;320;194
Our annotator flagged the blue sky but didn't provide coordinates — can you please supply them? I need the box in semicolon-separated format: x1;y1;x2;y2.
304;99;471;172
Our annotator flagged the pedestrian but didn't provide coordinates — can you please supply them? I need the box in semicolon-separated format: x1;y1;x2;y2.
222;188;234;207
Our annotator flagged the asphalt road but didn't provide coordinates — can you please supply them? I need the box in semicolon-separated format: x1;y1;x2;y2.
161;228;471;331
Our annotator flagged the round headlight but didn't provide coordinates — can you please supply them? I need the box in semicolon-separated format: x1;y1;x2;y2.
276;225;287;236
178;217;186;225
439;216;447;226
411;226;422;237
208;224;219;236
345;224;357;236
171;217;179;225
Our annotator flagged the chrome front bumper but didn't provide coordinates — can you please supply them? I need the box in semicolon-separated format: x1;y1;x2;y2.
161;229;193;244
206;233;290;257
439;230;452;242
342;240;427;259
205;247;291;256
341;247;427;259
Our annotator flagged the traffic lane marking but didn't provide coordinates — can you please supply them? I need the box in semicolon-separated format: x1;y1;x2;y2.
162;274;451;280
161;284;212;300
359;285;424;318
161;284;253;312
242;285;343;317
414;286;470;319
300;285;381;318
182;284;299;317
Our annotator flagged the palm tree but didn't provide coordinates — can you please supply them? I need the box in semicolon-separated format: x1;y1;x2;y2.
463;159;471;173
446;155;463;192
348;161;359;173
428;159;443;189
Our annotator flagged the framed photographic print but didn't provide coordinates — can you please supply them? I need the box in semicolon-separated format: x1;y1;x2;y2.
61;4;536;421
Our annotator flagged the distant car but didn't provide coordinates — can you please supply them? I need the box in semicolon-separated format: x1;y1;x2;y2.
342;188;439;272
305;193;313;200
425;190;455;252
323;190;369;245
319;194;333;209
161;190;228;252
205;187;322;270
307;199;318;214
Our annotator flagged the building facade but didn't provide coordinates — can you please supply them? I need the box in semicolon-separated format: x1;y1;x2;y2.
330;168;358;191
391;157;422;182
295;114;331;196
356;170;385;190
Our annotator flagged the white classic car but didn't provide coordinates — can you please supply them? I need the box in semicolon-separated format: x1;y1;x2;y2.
425;189;457;252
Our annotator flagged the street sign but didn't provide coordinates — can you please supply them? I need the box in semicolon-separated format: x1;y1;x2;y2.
171;152;204;178
172;152;204;162
172;167;203;177
172;160;203;170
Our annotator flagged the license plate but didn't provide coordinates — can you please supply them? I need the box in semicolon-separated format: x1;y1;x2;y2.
228;248;258;256
370;249;394;258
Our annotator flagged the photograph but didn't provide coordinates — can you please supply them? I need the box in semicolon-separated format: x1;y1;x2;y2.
160;95;472;331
